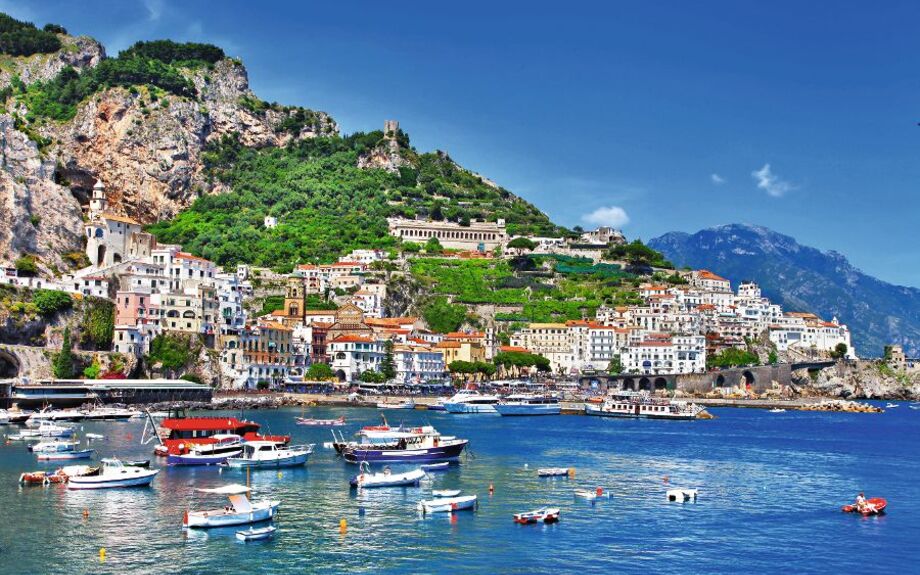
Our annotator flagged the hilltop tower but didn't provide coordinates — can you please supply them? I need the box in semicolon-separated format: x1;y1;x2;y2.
89;179;107;219
384;120;399;138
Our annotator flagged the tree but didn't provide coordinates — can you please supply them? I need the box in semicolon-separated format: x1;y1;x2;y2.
507;237;537;251
422;297;467;334
14;254;38;276
381;339;396;380
706;348;759;369
306;362;334;380
402;242;422;253
424;236;443;253
830;343;848;360
33;289;72;316
607;355;623;375
768;350;778;365
52;327;74;379
83;359;101;379
360;370;386;383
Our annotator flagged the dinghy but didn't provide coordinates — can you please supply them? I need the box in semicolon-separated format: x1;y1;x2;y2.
432;489;461;497
19;470;67;485
85;433;105;440
295;416;345;427
537;467;571;477
67;459;158;489
418;494;477;513
666;488;698;502
513;507;560;524
575;487;610;500
350;462;426;488
37;449;94;461
768;408;786;413
421;462;450;471
842;497;887;516
183;484;279;528
236;525;276;541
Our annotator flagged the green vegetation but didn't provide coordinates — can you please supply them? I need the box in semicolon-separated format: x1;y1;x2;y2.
830;343;848;360
605;239;673;269
32;289;72;316
306;362;334;380
180;373;203;384
421;296;469;334
80;297;114;348
768;350;778;365
83;359;101;379
259;296;284;316
147;333;197;371
360;370;388;383
507;237;536;251
706;348;759;369
493;350;551;372
607;355;623;375
424;236;443;254
120;40;225;66
14;254;38;275
52;327;74;378
0;13;62;57
448;360;496;377
381;340;396;380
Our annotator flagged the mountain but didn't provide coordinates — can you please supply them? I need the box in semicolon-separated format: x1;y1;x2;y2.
649;224;920;357
0;14;562;274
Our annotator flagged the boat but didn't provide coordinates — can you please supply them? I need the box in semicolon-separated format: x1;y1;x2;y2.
495;394;561;416
37;449;94;461
167;434;245;466
26;408;85;423
432;489;461;497
29;440;78;453
768;408;786;413
0;411;8;425
224;441;314;469
349;462;427;488
36;421;75;438
910;406;920;410
236;525;276;541
418;494;477;513
885;403;899;409
537;467;572;477
6;431;41;441
443;390;501;414
513;507;560;524
4;410;33;424
330;419;440;454
85;433;105;440
426;399;448;412
81;405;141;420
168;449;242;466
19;470;68;485
59;464;101;478
340;430;468;464
842;497;887;516
295;416;346;427
575;488;610;500
183;484;279;528
124;459;151;468
67;459;158;489
585;392;706;420
667;488;698;502
377;399;416;410
421;462;450;471
144;408;290;456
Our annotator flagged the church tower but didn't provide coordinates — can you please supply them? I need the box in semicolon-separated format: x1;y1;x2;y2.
89;179;107;219
284;277;306;321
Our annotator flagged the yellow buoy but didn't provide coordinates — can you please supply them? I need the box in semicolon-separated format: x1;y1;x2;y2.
568;468;576;478
339;518;347;533
277;471;283;479
99;548;106;562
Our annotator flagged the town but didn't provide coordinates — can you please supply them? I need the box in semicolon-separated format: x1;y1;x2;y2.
1;178;853;391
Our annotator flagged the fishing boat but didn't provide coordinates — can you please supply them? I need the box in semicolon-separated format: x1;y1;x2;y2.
167;434;245;466
575;487;610;500
67;459;158;489
349;462;427;488
842;497;887;516
443;390;501;414
183;484;280;528
513;507;560;524
418;494;477;513
495;394;561;416
144;408;289;456
585;392;705;420
224;441;314;469
432;489;461;497
236;525;276;541
29;440;78;453
295;416;346;426
537;467;572;477
340;430;468;464
37;449;94;461
421;462;450;471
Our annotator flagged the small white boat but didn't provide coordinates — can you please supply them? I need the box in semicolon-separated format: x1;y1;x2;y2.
295;416;345;427
768;408;786;413
513;507;560;524
38;449;94;461
85;433;105;440
350;462;426;488
376;399;416;410
421;462;450;471
667;488;698;502
236;525;276;541
67;459;158;489
26;408;85;423
6;431;41;441
29;440;78;453
575;488;610;500
432;489;461;498
885;403;899;408
224;441;313;469
418;494;477;513
538;467;571;477
36;421;74;438
910;405;920;410
184;484;279;528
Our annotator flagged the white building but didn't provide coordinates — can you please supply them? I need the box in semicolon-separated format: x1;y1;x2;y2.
394;343;446;383
328;335;385;382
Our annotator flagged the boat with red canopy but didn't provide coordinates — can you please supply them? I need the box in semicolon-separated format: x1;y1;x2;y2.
145;408;289;456
842;497;887;516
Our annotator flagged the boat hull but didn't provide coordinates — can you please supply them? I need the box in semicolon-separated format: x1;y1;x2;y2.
67;470;158;489
343;440;468;464
444;403;497;414
185;501;279;528
350;468;426;488
418;495;477;513
167;451;241;466
494;404;561;416
225;451;310;469
584;403;698;421
37;449;94;461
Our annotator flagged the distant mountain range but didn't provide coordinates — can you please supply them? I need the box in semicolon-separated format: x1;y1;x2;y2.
649;224;920;357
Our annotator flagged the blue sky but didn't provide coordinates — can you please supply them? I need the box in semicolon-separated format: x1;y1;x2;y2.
7;1;920;286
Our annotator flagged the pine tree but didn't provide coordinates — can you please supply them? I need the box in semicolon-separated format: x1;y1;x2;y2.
381;339;396;381
52;327;74;379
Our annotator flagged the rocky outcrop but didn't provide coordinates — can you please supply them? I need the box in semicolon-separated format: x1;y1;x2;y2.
0;35;104;87
790;361;920;400
357;139;411;173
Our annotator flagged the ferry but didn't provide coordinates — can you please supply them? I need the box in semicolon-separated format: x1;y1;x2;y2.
443;390;501;414
584;392;706;420
495;394;561;416
145;409;289;456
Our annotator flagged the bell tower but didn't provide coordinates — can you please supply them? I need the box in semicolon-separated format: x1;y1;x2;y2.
89;179;107;219
284;277;305;321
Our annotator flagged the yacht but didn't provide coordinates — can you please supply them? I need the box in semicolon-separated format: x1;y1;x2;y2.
443;390;501;414
495;394;561;416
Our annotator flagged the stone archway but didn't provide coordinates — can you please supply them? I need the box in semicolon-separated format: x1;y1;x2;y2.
654;377;668;390
335;369;347;382
639;377;651;391
0;349;19;378
742;370;755;388
622;377;635;390
96;244;107;266
715;374;727;387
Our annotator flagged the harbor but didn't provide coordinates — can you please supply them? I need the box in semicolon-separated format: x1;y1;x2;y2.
1;403;918;573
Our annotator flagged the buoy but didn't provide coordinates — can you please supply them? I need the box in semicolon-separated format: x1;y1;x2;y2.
99;548;106;562
277;471;283;479
183;510;189;526
358;506;366;517
82;508;89;519
569;468;576;478
339;519;347;533
524;463;529;469
125;433;133;441
489;483;494;495
596;487;603;497
663;475;669;484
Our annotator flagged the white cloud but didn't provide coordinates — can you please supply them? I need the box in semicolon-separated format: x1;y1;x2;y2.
582;206;630;228
710;173;725;185
751;163;794;198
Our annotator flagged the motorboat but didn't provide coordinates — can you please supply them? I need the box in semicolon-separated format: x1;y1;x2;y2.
575;488;610;500
6;430;41;441
495;394;561;416
443;391;501;414
167;434;245;466
768;408;786;413
418;494;477;514
183;484;279;528
377;399;416;410
236;525;276;541
885;403;899;409
85;433;105;440
124;459;151;468
842;497;887;516
29;440;78;453
37;421;75;438
585;392;706;420
26;408;85;423
426;399;448;412
537;467;572;477
224;441;314;469
421;462;450;471
667;488;698;502
4;410;33;424
145;408;289;456
168;449;243;466
295;416;345;427
67;459;158;489
350;462;426;488
37;449;94;461
81;406;141;420
432;489;461;497
340;431;468;464
513;507;560;524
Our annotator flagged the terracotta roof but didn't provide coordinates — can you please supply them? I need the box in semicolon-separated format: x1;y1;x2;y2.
175;252;212;263
330;335;375;344
499;345;529;353
697;270;729;282
446;331;485;339
435;341;461;349
101;212;141;225
259;321;292;331
638;341;672;347
304;310;336;316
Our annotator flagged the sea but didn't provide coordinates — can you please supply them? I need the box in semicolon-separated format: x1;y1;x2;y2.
0;403;918;574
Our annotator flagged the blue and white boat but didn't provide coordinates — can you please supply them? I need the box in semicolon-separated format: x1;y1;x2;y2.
167;434;244;466
495;394;561;416
67;459;158;489
342;430;468;464
443;390;500;414
224;441;314;469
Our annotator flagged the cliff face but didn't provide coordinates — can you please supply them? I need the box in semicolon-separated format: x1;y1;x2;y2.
0;35;337;274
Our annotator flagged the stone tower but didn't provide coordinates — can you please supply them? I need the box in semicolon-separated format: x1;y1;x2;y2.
284;277;306;321
89;180;107;219
384;120;399;138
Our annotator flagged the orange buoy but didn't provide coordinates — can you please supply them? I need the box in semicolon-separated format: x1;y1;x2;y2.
339;518;347;533
82;508;90;519
183;510;189;526
663;475;669;484
596;487;603;497
489;483;494;495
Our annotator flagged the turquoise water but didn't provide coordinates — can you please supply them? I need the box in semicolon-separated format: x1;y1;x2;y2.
1;404;919;574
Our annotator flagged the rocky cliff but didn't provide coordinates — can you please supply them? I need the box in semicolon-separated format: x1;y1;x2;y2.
0;32;336;274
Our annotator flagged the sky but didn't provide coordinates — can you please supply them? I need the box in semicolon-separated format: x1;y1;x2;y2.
6;1;920;286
